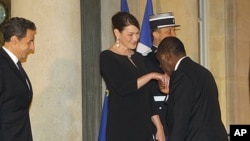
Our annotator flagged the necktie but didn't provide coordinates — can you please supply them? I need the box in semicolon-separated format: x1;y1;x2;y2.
17;61;27;80
17;61;31;91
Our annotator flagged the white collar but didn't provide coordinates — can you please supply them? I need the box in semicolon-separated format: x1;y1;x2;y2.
174;56;187;71
2;47;19;65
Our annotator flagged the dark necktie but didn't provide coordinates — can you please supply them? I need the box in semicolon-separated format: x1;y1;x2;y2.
17;61;31;90
17;61;27;81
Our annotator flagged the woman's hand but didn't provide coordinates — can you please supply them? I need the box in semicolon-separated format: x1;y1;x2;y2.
151;115;166;141
137;72;167;89
155;127;166;141
158;73;170;94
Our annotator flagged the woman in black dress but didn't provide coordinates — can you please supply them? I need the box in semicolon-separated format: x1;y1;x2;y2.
100;12;167;141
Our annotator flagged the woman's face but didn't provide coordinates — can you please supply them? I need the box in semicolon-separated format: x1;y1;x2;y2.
119;25;140;50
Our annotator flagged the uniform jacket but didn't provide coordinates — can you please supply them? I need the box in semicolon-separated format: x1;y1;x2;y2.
146;46;168;135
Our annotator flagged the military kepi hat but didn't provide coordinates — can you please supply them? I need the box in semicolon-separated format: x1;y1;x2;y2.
149;12;180;30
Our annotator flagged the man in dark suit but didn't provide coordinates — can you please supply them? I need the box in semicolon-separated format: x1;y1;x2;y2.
0;17;36;141
156;36;228;141
146;12;180;137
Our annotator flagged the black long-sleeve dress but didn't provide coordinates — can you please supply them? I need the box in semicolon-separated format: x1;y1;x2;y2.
100;50;156;141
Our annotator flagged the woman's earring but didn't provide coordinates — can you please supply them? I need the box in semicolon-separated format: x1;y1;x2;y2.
116;37;120;47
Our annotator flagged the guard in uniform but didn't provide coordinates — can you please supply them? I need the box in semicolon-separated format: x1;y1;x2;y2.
145;12;180;138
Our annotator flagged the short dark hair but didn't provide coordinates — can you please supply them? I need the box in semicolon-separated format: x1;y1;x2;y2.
112;12;140;32
157;36;186;56
3;17;36;42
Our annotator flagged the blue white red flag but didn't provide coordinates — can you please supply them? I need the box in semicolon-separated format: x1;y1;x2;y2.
136;0;153;56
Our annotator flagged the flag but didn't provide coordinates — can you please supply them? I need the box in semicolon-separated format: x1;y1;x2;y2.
98;90;109;141
136;0;153;56
120;0;130;12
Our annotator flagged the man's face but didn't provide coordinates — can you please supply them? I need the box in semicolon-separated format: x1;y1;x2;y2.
153;27;176;46
157;53;175;76
158;27;176;41
15;29;36;60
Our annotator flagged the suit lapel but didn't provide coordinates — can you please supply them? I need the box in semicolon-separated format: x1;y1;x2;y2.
0;48;32;92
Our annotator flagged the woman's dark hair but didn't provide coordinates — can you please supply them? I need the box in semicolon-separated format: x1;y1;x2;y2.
112;12;140;32
3;17;36;42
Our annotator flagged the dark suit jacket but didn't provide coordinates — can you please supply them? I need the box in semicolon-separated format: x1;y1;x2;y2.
0;48;33;141
146;46;168;135
166;57;228;141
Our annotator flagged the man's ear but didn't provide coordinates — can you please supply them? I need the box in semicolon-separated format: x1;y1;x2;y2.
152;31;159;39
10;36;18;44
158;53;168;62
164;52;171;61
